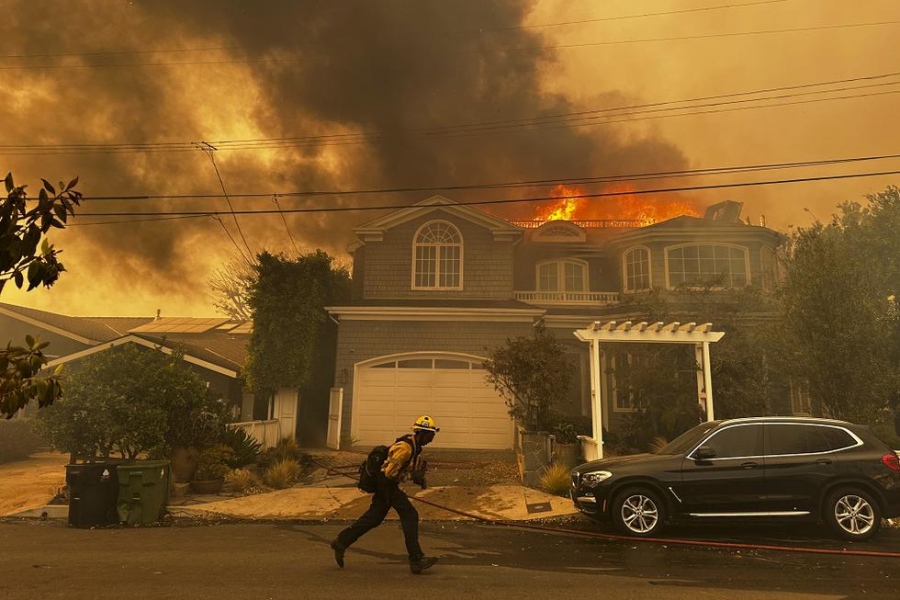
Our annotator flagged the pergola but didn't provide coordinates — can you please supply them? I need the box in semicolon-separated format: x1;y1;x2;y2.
574;320;725;461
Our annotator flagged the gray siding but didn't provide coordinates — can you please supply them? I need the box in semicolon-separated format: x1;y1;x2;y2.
361;210;515;300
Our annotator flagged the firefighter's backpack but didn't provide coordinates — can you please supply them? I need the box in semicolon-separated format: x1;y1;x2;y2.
357;445;390;493
357;437;414;493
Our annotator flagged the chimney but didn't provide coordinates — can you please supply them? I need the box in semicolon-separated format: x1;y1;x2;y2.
155;309;161;321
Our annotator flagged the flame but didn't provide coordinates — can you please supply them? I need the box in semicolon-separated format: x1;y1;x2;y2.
534;182;699;226
534;185;584;221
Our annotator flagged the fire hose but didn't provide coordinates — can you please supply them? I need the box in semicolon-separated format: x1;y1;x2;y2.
314;458;900;559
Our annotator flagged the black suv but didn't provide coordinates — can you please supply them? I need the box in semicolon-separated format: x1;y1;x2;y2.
570;417;900;540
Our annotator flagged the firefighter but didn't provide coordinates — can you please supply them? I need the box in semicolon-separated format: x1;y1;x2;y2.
331;415;440;574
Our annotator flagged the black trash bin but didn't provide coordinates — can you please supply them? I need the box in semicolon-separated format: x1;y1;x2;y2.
66;462;125;528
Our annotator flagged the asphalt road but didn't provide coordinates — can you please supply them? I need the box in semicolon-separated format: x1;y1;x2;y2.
2;518;898;599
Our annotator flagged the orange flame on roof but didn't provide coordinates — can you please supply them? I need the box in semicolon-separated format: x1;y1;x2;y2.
534;183;699;226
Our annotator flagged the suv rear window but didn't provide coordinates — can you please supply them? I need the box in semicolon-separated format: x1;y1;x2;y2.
766;424;858;455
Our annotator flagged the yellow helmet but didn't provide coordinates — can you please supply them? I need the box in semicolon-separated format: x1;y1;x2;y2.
413;415;440;433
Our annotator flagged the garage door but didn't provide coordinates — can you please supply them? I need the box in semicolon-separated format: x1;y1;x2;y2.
353;355;513;449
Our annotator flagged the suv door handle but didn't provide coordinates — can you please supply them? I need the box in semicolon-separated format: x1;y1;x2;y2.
741;462;760;469
816;458;833;466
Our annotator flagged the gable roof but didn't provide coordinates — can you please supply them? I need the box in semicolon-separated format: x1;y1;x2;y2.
353;195;523;244
0;302;155;344
1;302;249;377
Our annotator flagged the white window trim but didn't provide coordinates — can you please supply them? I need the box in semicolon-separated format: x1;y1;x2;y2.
535;258;589;292
621;245;652;293
663;243;751;290
410;220;464;291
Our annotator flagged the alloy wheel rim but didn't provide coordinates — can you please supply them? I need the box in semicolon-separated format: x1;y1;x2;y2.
834;494;875;535
621;494;659;533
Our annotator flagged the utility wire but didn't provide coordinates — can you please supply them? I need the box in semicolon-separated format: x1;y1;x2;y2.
1;71;897;156
541;19;900;50
72;153;900;204
2;19;897;71
488;0;789;31
70;168;900;219
197;142;255;264
273;195;299;255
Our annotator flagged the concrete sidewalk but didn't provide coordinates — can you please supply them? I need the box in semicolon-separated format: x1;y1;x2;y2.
2;451;580;523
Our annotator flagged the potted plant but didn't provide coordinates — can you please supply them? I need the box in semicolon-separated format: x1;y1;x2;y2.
190;444;235;495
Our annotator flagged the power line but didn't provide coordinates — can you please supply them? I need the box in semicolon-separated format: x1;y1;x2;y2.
542;19;900;50
73;153;900;204
2;71;897;156
69;168;900;220
2;19;897;72
197;142;255;264
488;0;789;31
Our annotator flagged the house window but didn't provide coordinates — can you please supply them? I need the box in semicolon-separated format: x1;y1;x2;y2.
412;221;462;290
623;247;651;292
537;260;587;292
666;244;749;289
790;379;812;415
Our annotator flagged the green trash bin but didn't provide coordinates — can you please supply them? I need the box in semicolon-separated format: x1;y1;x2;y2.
116;460;171;525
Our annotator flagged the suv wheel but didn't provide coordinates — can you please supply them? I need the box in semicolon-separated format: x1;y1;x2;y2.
824;487;882;541
611;487;666;537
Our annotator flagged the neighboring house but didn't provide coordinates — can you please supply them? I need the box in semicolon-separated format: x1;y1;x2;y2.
0;305;284;439
326;195;786;450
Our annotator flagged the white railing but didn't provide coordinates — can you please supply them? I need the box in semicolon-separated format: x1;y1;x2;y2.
228;419;280;450
514;291;620;306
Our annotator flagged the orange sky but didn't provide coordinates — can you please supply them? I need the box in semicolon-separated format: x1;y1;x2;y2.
2;0;898;317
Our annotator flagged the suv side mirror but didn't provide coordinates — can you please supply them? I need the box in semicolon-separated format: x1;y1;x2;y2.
694;446;717;460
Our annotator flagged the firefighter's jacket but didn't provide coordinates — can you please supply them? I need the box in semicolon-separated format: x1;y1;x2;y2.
381;434;422;482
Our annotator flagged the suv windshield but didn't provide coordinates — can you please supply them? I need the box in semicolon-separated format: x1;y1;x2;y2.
655;421;720;455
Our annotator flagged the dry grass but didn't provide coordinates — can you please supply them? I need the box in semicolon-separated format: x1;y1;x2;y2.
539;463;572;496
263;458;302;489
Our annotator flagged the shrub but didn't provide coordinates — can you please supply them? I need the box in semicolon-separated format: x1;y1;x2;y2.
194;444;236;481
226;468;264;494
220;427;262;469
0;420;45;464
539;463;571;496
263;457;302;489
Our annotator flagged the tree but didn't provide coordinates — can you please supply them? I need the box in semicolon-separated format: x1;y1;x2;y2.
777;186;900;424
245;250;351;401
1;173;81;419
208;254;255;321
33;343;222;460
483;325;575;432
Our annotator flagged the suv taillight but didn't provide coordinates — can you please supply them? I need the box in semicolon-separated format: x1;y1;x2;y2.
881;453;900;472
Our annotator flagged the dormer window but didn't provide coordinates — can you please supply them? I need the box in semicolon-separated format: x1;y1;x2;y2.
412;221;462;290
537;259;587;292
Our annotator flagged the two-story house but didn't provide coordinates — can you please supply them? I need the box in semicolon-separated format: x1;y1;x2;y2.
326;195;784;451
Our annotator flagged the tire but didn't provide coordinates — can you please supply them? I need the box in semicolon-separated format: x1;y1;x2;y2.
611;487;666;537
824;487;882;541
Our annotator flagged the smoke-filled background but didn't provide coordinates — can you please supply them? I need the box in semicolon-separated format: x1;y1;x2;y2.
2;0;897;316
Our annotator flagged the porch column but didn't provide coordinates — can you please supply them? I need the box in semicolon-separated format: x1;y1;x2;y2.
591;338;604;459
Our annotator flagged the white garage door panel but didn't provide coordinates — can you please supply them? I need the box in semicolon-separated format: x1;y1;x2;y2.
355;362;512;449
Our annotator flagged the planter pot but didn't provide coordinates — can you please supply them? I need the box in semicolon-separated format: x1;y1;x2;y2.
190;478;224;495
169;446;200;483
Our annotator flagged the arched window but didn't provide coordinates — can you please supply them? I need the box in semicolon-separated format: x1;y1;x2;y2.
536;259;587;292
623;247;651;292
666;244;749;288
412;221;462;289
